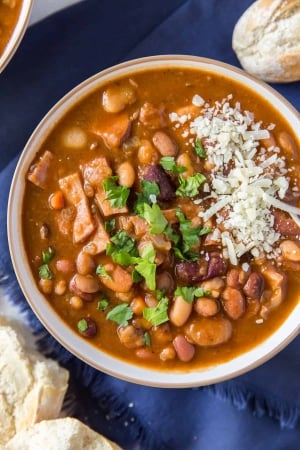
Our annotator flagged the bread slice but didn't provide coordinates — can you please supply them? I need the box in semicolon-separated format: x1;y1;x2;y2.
232;0;300;82
5;418;122;450
0;319;69;445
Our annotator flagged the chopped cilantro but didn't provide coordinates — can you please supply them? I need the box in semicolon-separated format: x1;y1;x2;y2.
103;176;130;209
160;156;187;174
175;286;211;303
134;243;157;291
143;296;169;326
194;138;207;158
135;180;160;209
39;264;52;280
42;247;55;264
106;303;133;326
96;265;112;281
143;332;151;346
137;203;168;234
176;173;206;197
97;298;110;311
77;319;88;333
176;209;211;252
106;230;139;262
104;218;116;233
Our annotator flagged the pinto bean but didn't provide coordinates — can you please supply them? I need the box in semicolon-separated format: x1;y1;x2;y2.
156;271;175;293
173;335;195;362
69;276;95;301
118;325;144;349
184;317;232;347
200;277;225;298
160;346;176;361
143;164;175;202
243;273;264;299
116;161;135;187
39;278;53;294
273;209;300;237
226;268;249;289
169;295;193;327
135;348;156;360
152;131;178;157
76;251;96;275
72;273;100;294
54;280;67;295
102;84;137;113
278;131;298;160
176;153;194;177
138;139;159;164
280;240;300;262
56;258;76;274
194;298;220;317
99;263;133;293
222;287;245;320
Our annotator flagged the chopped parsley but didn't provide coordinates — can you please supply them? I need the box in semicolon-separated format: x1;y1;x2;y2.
160;156;187;174
106;303;133;326
134;243;157;291
77;319;88;333
97;298;110;311
175;286;211;303
143;296;169;326
106;230;139;262
104;218;116;233
103;176;130;209
137;203;168;234
96;265;112;281
143;331;151;346
194;138;207;158
135;180;160;209
42;247;55;263
38;264;52;280
176;173;206;197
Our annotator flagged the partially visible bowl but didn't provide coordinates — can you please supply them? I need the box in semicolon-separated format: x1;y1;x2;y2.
7;55;300;387
0;0;32;73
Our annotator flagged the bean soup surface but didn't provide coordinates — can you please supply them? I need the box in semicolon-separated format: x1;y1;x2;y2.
0;0;22;57
23;68;300;370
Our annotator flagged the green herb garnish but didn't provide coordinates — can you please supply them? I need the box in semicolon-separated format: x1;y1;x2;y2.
106;303;133;326
137;203;168;234
96;265;112;281
97;298;110;311
194;138;207;158
106;230;139;262
104;218;116;233
135;180;160;209
143;332;151;346
134;243;157;291
160;156;187;174
175;286;211;303
103;176;130;209
77;319;88;333
176;173;206;197
42;247;55;264
39;264;52;280
143;296;169;326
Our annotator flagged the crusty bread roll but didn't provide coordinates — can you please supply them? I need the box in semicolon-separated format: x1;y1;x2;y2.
0;319;69;445
232;0;300;82
5;418;122;450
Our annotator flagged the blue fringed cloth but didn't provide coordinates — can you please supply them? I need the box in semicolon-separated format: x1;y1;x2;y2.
0;1;299;449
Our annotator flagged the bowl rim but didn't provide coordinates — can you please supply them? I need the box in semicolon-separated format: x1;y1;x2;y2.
0;0;33;73
7;54;300;387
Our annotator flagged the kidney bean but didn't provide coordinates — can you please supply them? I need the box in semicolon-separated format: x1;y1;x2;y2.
175;261;204;284
184;317;232;346
173;335;195;362
77;317;97;338
200;277;225;298
194;298;220;317
204;252;227;280
143;164;175;202
222;287;245;320
152;131;178;157
243;273;264;299
169;295;193;327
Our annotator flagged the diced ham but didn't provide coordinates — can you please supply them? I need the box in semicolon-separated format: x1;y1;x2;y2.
139;102;167;129
27;150;54;189
83;213;110;255
59;172;95;243
94;186;128;217
90;112;131;149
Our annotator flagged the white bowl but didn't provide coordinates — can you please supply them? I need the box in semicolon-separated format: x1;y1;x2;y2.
7;55;300;387
0;0;32;73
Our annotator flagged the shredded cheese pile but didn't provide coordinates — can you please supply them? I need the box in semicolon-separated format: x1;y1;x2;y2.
170;95;300;265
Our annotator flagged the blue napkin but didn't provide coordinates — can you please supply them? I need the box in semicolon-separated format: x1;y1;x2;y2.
0;1;299;449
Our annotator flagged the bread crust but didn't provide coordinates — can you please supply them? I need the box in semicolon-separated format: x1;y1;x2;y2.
232;0;300;83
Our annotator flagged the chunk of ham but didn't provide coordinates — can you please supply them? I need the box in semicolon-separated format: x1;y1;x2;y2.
59;172;95;243
83;213;110;255
27;150;54;189
90;112;131;149
82;157;128;216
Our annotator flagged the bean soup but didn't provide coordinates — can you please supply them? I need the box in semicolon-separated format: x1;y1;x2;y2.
0;0;22;56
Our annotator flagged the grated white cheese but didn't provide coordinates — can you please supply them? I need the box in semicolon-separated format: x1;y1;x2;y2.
183;95;300;265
